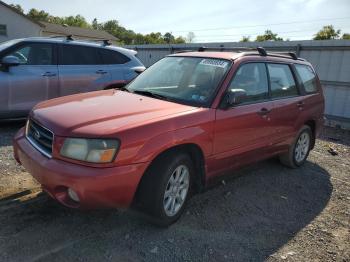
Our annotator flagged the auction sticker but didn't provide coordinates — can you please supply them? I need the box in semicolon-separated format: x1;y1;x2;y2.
200;59;228;68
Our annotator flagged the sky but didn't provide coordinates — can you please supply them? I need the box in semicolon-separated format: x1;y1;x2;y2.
5;0;350;42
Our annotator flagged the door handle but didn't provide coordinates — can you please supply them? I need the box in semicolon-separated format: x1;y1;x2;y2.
96;70;107;74
297;101;305;110
42;72;56;77
257;108;271;116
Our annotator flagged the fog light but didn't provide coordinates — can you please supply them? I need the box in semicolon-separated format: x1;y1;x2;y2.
67;188;79;202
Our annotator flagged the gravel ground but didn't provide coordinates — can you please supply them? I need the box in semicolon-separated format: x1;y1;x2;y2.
0;122;349;262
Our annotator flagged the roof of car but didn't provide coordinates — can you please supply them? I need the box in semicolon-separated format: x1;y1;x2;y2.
17;37;136;56
169;51;241;60
169;51;309;64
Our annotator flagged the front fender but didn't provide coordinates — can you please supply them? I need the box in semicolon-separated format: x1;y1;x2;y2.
132;125;213;164
114;108;215;166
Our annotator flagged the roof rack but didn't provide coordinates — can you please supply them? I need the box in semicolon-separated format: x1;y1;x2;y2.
198;46;253;52
48;35;113;46
100;39;112;46
49;35;73;41
195;46;302;61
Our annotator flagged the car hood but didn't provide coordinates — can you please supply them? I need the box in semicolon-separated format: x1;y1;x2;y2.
31;90;198;137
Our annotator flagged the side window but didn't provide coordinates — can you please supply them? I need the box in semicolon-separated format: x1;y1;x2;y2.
7;43;53;65
267;63;298;98
0;24;7;36
99;49;130;64
294;64;318;93
229;63;269;104
59;45;100;65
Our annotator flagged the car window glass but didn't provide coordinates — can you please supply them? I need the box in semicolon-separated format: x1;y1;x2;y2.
60;45;99;65
99;49;130;64
229;63;268;104
8;43;52;65
127;57;230;106
267;63;298;98
295;64;317;93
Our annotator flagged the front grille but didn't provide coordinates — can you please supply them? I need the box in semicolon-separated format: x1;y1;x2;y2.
26;119;54;158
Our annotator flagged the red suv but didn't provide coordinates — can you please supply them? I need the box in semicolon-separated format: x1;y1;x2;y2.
13;47;324;226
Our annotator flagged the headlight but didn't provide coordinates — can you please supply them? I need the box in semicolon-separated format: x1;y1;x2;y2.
60;138;119;163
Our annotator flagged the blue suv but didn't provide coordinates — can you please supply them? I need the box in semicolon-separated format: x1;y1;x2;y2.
0;37;145;119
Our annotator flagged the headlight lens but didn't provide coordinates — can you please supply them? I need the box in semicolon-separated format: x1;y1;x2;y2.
60;138;119;163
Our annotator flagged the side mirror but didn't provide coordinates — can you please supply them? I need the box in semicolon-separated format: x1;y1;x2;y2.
1;56;20;71
132;66;146;75
223;89;247;108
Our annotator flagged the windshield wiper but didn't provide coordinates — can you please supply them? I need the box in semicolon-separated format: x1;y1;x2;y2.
114;86;130;92
132;90;170;101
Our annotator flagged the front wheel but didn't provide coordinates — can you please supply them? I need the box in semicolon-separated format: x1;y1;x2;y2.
279;125;312;168
134;152;194;226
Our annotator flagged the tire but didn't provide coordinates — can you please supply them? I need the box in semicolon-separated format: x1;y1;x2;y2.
279;125;313;168
134;152;194;226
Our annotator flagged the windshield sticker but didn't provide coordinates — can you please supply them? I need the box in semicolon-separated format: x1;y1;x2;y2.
200;59;228;68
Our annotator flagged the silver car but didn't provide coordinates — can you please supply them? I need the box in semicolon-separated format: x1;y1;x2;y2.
0;37;145;119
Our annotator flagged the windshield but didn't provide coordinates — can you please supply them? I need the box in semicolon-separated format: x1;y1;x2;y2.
0;39;20;52
127;56;231;107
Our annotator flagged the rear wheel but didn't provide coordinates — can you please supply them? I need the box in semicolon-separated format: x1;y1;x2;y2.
134;152;193;226
279;125;312;168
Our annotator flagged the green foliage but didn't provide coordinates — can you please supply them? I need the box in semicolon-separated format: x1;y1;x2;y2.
342;33;350;40
27;8;50;21
313;25;340;40
9;4;24;13
256;30;283;42
240;36;250;42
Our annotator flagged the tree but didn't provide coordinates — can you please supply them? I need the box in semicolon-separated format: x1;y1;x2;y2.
186;32;195;43
313;25;340;40
61;15;90;28
10;4;24;13
342;33;350;40
22;7;187;45
256;30;283;41
174;36;186;44
27;8;50;21
240;36;250;42
163;32;175;44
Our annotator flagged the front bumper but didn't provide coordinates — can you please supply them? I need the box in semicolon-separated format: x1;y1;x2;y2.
13;128;149;209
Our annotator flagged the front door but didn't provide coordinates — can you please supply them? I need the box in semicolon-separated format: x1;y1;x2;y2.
211;62;275;177
0;42;58;118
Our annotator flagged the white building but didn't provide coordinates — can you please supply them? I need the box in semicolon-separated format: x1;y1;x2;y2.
0;1;117;43
0;1;42;42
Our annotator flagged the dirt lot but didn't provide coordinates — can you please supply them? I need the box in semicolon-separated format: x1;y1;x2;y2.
0;122;349;262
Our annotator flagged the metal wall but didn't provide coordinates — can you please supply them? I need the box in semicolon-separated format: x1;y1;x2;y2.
126;40;350;127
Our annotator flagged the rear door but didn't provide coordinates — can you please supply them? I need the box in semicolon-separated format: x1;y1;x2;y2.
57;44;111;96
213;62;275;175
267;63;304;144
0;42;58;118
98;48;133;86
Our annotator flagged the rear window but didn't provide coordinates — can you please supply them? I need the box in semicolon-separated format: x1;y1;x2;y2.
267;63;298;98
98;49;130;64
295;64;318;93
59;45;100;65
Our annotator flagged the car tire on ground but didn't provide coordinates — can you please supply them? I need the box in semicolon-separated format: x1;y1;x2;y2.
279;125;313;168
134;151;194;227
